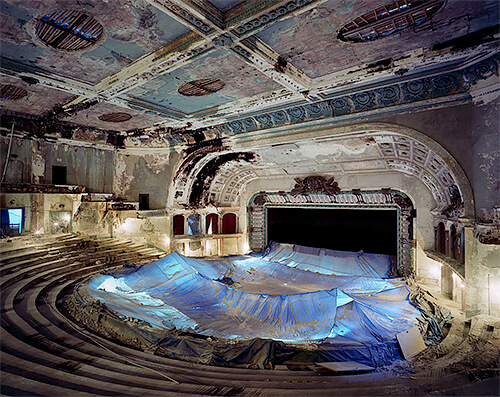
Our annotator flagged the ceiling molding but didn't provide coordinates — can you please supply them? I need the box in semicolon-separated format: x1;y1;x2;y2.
204;52;499;138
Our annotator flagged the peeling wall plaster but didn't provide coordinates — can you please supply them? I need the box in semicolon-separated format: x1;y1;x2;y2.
113;150;179;208
114;152;135;196
0;136;31;184
465;230;500;317
43;143;113;192
31;139;45;184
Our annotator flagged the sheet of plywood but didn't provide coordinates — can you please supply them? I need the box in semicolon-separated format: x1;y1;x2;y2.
315;361;375;373
396;325;427;359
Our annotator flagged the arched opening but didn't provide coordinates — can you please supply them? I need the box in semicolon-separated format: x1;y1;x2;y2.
188;214;201;235
267;207;398;255
437;222;446;254
222;213;237;234
206;213;219;235
173;215;184;236
450;224;457;260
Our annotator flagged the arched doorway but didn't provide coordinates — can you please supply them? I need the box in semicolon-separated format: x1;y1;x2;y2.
450;224;457;260
437;222;446;254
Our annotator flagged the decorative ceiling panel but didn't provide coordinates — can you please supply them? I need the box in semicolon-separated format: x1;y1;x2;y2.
125;48;281;115
0;75;74;116
255;0;499;78
0;0;191;83
62;102;166;131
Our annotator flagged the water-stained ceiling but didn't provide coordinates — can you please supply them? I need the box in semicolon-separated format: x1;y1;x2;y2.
1;0;499;142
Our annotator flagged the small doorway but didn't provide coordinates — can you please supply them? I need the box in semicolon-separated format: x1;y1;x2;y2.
52;165;67;185
139;194;149;210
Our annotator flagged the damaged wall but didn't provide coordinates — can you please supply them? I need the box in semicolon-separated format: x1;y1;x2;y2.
73;201;110;237
44;143;113;193
111;210;170;252
0;135;32;184
465;227;500;317
113;150;179;209
0;134;114;192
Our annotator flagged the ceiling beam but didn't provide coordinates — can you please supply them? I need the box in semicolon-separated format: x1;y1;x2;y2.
4;0;330;120
0;58;95;98
146;0;224;37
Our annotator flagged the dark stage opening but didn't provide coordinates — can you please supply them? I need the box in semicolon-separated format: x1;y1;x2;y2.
267;207;398;255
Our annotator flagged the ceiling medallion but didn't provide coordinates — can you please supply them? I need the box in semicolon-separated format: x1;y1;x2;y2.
0;84;28;100
36;10;104;51
178;78;225;96
98;113;132;122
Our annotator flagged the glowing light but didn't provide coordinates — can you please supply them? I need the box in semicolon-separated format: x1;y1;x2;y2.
120;218;134;233
163;236;171;246
34;228;43;235
426;258;442;281
53;222;59;227
242;240;250;254
62;213;71;222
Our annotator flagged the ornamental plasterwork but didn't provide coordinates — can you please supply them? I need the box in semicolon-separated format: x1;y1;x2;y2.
171;128;469;215
374;134;464;215
210;165;258;205
208;53;499;137
247;190;415;276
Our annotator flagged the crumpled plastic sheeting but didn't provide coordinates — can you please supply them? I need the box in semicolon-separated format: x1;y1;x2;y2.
409;283;452;345
87;244;421;347
89;252;345;342
261;241;394;278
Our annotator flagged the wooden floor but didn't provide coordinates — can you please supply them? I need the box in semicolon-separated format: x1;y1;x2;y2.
1;234;498;396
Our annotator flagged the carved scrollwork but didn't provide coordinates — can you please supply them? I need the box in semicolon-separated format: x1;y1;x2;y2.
253;193;266;206
392;193;413;210
291;176;341;196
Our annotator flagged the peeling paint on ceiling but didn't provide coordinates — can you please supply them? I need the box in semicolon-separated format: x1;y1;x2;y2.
255;0;499;78
125;48;282;115
0;74;73;115
62;102;166;131
1;0;191;83
0;0;498;144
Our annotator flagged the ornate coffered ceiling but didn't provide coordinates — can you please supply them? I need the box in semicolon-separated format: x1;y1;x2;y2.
1;0;499;144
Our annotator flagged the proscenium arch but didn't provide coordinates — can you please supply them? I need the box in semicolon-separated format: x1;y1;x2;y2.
248;189;414;275
176;122;474;218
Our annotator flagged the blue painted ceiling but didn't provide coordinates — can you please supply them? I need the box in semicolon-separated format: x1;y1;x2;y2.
0;0;498;134
0;0;191;83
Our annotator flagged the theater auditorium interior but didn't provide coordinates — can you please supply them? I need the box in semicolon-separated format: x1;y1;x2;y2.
1;0;499;395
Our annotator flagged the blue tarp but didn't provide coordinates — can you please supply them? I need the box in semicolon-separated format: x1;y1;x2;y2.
261;241;395;278
87;242;421;352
